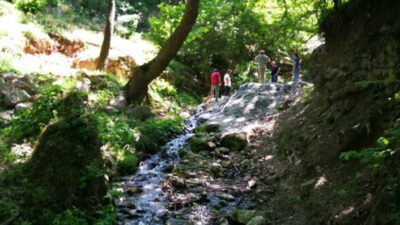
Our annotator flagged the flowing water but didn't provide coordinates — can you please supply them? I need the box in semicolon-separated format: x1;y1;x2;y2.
115;117;199;225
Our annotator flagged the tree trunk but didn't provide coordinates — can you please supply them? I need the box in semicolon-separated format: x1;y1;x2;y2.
125;0;200;103
97;0;116;70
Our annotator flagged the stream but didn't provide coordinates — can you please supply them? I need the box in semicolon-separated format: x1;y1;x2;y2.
114;113;251;225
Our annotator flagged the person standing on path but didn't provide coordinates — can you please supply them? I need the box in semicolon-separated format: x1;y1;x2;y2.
292;52;302;82
210;69;221;101
254;50;270;83
270;61;281;83
224;69;232;96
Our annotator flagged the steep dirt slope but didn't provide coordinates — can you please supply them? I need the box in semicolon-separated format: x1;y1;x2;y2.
251;0;400;224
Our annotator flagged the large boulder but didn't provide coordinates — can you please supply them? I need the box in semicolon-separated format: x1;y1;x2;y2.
189;135;216;152
127;105;154;121
26;92;107;212
0;72;36;107
246;216;267;225
230;210;264;224
220;132;248;151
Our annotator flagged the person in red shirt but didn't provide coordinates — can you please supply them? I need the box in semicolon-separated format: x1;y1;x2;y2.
210;69;221;101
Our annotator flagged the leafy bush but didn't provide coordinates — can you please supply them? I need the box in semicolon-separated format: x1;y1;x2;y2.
340;120;400;168
136;118;183;153
95;112;137;151
15;0;47;14
117;150;138;175
1;84;64;145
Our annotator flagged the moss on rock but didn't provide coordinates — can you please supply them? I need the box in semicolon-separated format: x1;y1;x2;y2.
221;132;248;151
25;92;107;214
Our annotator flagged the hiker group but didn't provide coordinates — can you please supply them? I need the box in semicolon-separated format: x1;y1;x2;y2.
210;50;302;100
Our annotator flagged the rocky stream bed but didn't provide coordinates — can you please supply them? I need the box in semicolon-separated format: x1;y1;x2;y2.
114;82;307;225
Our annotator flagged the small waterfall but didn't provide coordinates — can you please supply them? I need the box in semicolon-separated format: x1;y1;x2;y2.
115;116;198;225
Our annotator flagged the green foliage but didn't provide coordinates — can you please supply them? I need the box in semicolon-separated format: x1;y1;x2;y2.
15;0;47;14
151;78;178;97
149;78;199;111
95;112;137;151
301;84;315;103
356;71;399;90
379;171;400;224
116;150;138;175
1;84;63;145
0;62;195;224
136;118;183;154
42;209;89;225
0;61;20;74
146;0;325;83
340;120;400;168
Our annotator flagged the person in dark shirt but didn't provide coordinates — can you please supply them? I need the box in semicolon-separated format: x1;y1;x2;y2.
292;52;301;82
270;61;281;83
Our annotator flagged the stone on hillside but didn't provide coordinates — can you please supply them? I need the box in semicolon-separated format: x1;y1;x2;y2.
13;77;37;95
169;176;187;189
165;219;190;225
15;102;33;112
105;106;119;114
216;147;230;154
0;110;13;125
221;132;248;151
127;105;154;121
230;210;264;224
218;192;235;201
248;179;257;189
221;160;232;168
204;123;220;133
246;216;267;225
207;141;216;149
0;72;36;107
179;111;191;119
162;164;175;173
189;135;212;152
75;78;91;92
127;187;142;196
110;95;127;109
210;162;223;177
4;90;31;107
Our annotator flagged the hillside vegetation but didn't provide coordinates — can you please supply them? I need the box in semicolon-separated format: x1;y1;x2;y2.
1;0;400;224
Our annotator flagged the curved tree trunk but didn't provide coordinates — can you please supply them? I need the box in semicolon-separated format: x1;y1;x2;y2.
97;0;116;70
124;0;200;103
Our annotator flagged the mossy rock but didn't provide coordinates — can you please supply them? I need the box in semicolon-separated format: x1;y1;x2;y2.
26;92;107;213
136;135;160;154
127;105;154;121
117;151;138;175
195;123;221;134
246;216;267;225
221;132;248;151
189;135;213;152
230;210;264;224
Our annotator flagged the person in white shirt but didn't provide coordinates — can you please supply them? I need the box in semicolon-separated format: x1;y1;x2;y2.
224;69;232;96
